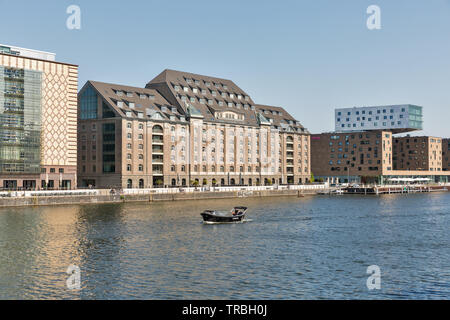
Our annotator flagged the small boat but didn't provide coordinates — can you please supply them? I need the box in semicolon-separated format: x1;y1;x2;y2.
201;207;248;224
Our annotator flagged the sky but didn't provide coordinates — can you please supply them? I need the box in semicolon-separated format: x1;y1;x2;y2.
1;0;450;137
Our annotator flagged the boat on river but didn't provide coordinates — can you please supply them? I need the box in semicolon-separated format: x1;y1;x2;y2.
201;207;248;224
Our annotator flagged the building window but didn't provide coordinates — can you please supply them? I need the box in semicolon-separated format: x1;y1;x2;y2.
80;85;98;120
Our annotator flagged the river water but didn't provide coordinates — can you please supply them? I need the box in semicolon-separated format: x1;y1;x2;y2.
0;193;449;299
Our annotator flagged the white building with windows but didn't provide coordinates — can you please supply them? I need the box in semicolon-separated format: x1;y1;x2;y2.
335;104;423;133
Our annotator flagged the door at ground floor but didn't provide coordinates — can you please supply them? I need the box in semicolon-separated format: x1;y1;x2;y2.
23;180;36;190
3;180;17;189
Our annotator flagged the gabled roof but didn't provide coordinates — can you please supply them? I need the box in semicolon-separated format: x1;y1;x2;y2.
84;80;184;122
79;69;309;133
146;69;255;117
145;69;308;131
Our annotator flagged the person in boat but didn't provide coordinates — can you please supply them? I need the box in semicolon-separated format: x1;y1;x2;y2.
232;208;243;216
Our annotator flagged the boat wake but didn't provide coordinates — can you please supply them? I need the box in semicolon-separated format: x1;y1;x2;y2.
202;218;253;225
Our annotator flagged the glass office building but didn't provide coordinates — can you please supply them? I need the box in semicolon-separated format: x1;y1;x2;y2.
0;44;78;190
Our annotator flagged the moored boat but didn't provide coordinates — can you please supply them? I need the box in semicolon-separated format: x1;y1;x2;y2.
201;207;247;224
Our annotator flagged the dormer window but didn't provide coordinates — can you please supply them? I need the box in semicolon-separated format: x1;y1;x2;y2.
201;89;206;94
228;102;233;107
193;88;198;94
194;79;200;85
211;91;217;96
140;94;147;99
183;86;188;92
126;92;133;97
129;102;135;109
230;93;235;99
117;101;124;108
174;85;180;91
238;94;242;100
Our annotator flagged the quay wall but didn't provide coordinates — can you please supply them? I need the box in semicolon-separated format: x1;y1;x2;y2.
0;188;319;208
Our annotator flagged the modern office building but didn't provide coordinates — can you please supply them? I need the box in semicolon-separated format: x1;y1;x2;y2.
77;69;310;189
393;136;442;171
335;104;423;133
0;44;78;190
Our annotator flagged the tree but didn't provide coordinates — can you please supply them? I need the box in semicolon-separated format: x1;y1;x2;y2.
212;178;217;186
202;178;208;186
310;173;315;183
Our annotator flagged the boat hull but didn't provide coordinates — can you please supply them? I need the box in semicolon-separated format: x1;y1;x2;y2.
201;212;246;223
201;207;248;224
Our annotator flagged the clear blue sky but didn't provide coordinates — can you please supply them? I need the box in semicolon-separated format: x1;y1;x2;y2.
1;0;450;137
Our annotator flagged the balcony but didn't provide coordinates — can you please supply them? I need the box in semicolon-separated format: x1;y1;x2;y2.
152;155;164;164
152;164;163;175
152;126;164;134
152;136;164;144
152;146;164;154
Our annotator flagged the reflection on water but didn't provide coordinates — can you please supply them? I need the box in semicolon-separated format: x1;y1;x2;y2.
0;193;449;299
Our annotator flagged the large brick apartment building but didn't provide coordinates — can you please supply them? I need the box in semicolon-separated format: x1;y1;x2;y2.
311;105;450;184
393;136;442;171
77;69;311;189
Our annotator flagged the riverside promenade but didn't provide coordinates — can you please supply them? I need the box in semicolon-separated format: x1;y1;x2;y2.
0;184;328;208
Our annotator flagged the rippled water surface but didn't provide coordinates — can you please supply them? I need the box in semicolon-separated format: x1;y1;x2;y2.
0;193;449;299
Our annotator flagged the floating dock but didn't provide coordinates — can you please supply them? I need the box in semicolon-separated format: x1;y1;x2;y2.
344;185;449;195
